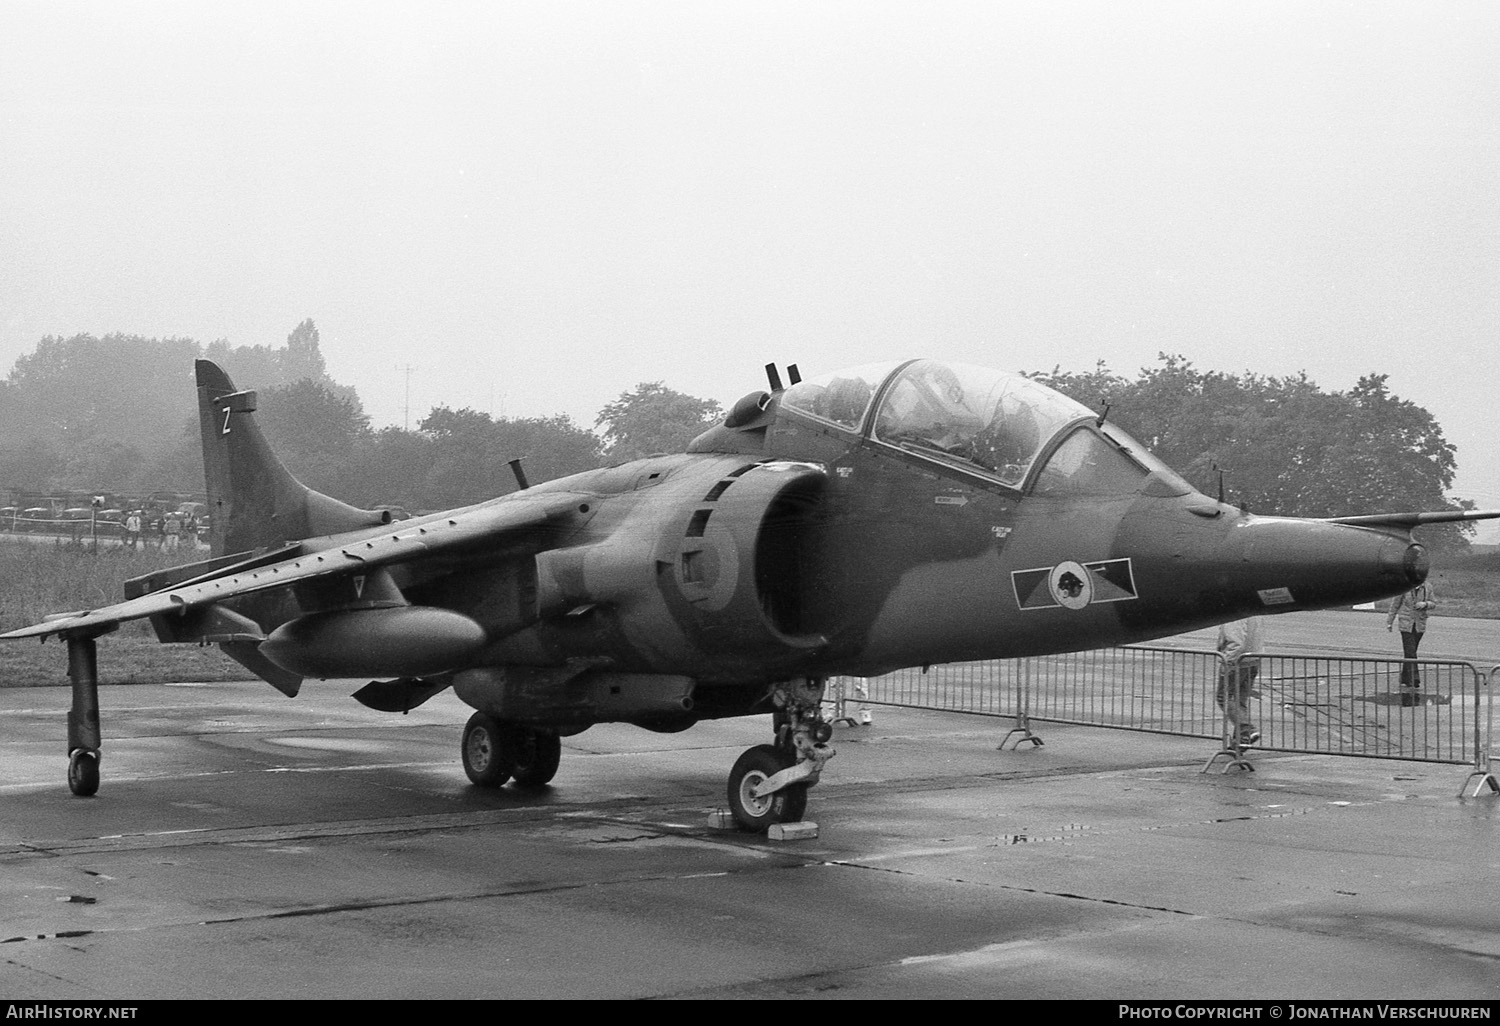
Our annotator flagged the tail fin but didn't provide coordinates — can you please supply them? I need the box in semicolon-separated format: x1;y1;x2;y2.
196;360;389;556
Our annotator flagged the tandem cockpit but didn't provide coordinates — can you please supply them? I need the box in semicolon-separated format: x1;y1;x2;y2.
779;358;1191;497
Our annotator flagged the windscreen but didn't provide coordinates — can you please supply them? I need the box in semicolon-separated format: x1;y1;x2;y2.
1031;427;1151;496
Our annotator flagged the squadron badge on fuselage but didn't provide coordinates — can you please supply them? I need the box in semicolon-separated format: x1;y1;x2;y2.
1012;558;1138;611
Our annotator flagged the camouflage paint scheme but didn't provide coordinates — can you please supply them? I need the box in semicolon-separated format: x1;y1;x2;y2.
5;358;1489;825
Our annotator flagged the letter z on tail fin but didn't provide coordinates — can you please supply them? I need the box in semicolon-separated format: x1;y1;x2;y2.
196;360;390;556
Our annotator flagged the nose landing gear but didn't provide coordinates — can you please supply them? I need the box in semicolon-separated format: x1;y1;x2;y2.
725;677;834;832
728;745;806;830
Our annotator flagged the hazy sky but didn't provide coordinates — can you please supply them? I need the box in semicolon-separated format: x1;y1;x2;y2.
2;1;1496;537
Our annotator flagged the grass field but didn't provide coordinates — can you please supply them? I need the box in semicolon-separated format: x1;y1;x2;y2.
1429;548;1500;620
0;539;248;686
4;536;1499;688
0;626;247;687
0;538;207;627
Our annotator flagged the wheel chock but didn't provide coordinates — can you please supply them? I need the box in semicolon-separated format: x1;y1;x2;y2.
768;821;819;841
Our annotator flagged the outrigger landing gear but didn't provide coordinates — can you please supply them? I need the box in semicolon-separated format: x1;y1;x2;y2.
460;712;562;790
726;678;835;833
64;631;108;797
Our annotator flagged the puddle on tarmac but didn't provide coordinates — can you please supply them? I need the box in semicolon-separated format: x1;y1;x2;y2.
263;737;385;754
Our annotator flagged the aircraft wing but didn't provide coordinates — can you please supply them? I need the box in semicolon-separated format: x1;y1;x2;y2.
0;491;587;641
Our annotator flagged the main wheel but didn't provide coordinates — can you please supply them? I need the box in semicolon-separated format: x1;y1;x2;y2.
68;749;100;797
502;725;562;788
461;713;511;787
727;745;808;833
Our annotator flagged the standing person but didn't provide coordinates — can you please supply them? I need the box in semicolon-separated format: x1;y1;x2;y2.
163;511;182;551
853;678;872;725
124;510;142;549
1216;616;1263;747
1387;582;1436;706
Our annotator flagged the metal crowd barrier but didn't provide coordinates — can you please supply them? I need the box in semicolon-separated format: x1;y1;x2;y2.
0;514;122;538
857;646;1497;793
1465;665;1500;797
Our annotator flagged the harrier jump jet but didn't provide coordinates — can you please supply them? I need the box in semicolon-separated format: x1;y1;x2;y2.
5;359;1492;830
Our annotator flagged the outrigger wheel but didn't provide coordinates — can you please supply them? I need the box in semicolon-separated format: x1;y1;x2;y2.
460;712;563;789
68;749;101;797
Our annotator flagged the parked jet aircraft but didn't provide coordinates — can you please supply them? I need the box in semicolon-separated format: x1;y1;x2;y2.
5;359;1495;830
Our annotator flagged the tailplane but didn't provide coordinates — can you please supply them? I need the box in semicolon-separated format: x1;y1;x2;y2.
196;360;389;556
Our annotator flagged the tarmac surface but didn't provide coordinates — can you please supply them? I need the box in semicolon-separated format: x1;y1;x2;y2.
1;610;1497;1000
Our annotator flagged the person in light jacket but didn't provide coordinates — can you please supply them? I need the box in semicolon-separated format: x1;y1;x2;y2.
1387;583;1436;705
1216;617;1263;746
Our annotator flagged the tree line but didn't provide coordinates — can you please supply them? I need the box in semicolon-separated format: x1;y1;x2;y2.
0;322;722;513
1030;355;1472;549
0;327;1477;548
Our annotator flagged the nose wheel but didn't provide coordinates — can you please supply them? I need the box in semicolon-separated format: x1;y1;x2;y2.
725;678;834;833
727;745;807;831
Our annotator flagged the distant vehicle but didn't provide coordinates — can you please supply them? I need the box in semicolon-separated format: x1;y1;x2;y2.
96;510;125;537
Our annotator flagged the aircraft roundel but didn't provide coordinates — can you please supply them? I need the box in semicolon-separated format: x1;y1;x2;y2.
1048;560;1093;610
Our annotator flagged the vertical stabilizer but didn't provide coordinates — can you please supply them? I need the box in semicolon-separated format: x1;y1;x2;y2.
196;360;388;556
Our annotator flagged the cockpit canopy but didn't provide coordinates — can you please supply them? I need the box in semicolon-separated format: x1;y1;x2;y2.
783;359;1092;486
782;358;1180;495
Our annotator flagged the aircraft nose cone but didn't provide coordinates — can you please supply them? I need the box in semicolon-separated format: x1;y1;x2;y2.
1227;517;1425;609
1118;505;1427;627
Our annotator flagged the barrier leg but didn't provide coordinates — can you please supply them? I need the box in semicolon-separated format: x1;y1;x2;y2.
1459;753;1498;798
1202;724;1254;774
1459;768;1499;798
1460;667;1499;797
999;660;1043;750
999;710;1044;750
826;678;856;727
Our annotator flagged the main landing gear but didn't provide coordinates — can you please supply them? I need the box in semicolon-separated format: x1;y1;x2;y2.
461;712;562;789
725;678;835;833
